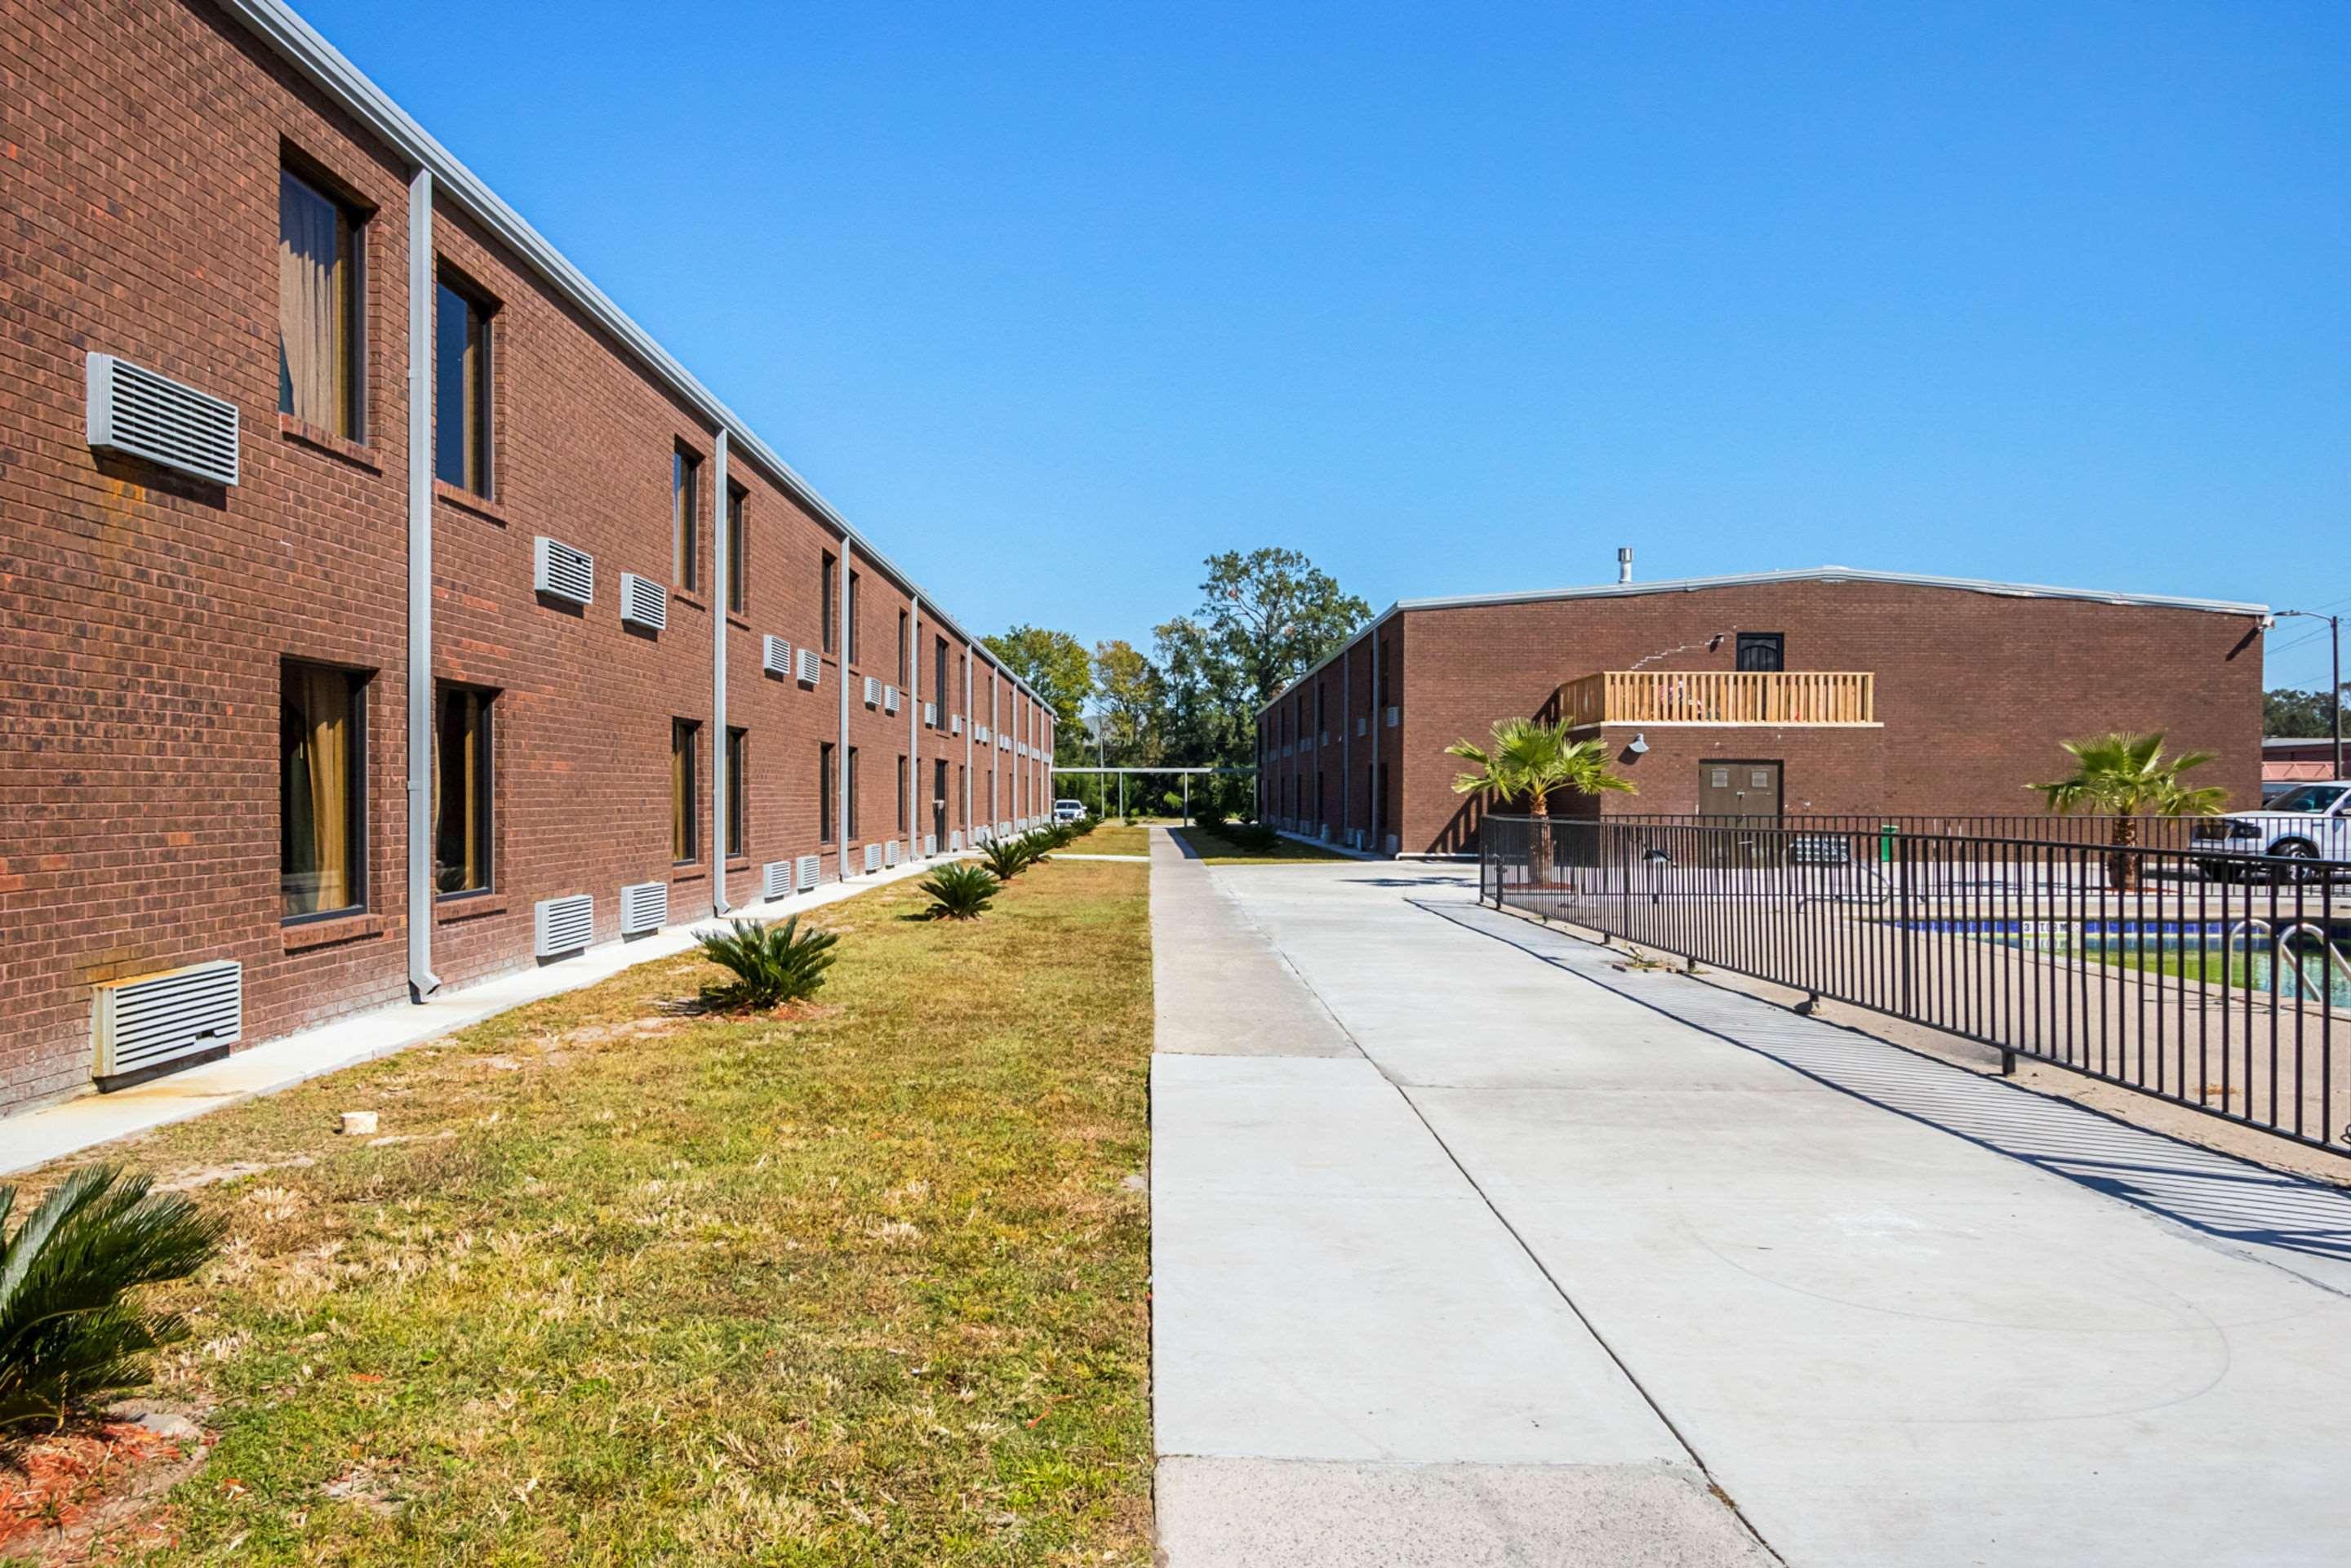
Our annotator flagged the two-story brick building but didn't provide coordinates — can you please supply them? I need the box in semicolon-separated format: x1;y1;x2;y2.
1255;566;2268;856
0;0;1056;1115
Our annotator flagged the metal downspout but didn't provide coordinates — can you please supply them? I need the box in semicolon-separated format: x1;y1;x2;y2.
709;429;730;915
405;167;442;1000
909;596;922;856
838;543;852;877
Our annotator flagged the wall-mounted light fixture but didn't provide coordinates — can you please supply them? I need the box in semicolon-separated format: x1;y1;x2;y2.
1628;731;1651;756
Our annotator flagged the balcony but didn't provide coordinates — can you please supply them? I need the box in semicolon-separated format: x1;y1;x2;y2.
1558;669;1876;728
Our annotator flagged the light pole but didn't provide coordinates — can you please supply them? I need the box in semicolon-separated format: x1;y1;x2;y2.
2275;609;2344;780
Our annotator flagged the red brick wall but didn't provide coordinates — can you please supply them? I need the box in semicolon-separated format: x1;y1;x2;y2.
1261;581;2262;855
0;0;1022;1114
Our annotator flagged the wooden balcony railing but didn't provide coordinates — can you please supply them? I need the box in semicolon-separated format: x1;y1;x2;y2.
1558;670;1876;728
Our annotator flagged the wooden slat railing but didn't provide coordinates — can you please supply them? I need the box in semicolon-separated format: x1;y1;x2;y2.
1558;670;1875;727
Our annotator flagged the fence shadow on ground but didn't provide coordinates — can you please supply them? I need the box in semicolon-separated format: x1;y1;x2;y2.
1416;897;2351;1286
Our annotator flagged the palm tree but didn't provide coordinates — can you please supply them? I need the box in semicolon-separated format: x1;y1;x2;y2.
2030;731;2227;891
1447;718;1636;885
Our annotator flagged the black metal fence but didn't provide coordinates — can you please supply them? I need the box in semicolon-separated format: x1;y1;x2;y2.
1478;815;2351;1152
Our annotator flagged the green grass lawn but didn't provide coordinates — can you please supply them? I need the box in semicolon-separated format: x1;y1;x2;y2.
1061;823;1148;856
1168;826;1353;865
28;859;1153;1566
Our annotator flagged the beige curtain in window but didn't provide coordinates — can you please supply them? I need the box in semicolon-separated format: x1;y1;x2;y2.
280;171;344;429
292;667;353;913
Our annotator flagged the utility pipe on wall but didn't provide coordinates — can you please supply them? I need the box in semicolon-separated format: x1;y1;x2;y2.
405;167;442;1000
838;542;852;877
709;429;730;915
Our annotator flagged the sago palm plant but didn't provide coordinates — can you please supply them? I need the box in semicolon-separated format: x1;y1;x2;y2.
1447;717;1636;885
0;1163;222;1432
2031;731;2227;891
694;916;840;1010
920;863;999;920
981;838;1035;881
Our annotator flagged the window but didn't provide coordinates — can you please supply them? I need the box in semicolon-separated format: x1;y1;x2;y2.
847;571;862;665
726;485;748;615
847;747;861;838
958;764;967;827
1736;633;1784;673
672;719;700;863
281;662;367;920
821;551;838;652
897;611;910;686
726;726;748;860
934;637;949;722
897;754;909;832
433;684;493;895
673;449;702;593
820;742;837;841
433;274;493;495
278;165;362;437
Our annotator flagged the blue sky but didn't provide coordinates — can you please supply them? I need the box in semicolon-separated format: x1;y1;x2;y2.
305;0;2349;690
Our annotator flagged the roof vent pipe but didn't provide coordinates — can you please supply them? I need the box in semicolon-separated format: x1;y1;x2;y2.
1617;547;1634;584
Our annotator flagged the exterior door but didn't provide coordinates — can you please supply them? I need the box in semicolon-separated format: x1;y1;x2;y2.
1697;761;1781;864
932;760;948;845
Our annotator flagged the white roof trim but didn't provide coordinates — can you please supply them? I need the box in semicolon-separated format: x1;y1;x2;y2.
1257;566;2269;719
220;0;1045;709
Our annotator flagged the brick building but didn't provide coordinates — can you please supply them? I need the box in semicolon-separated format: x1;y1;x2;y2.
1255;567;2268;856
0;0;1056;1115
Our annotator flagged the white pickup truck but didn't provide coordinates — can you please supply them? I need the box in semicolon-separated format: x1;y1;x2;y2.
2192;781;2350;878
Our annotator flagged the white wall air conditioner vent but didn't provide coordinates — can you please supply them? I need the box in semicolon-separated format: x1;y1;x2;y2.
91;959;242;1083
884;840;900;867
864;842;882;873
951;715;962;735
863;676;882;707
1385;705;1400;728
620;880;669;935
762;860;793;900
620;572;668;632
535;894;595;957
1384;833;1400;855
534;537;595;605
949;830;962;851
86;353;239;486
922;701;937;726
796;854;820;891
763;636;793;677
883;685;900;714
796;647;822;686
1357;717;1368;737
923;833;937;855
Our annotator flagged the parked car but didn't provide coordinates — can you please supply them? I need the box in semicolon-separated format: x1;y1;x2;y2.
2192;781;2350;879
1052;799;1088;824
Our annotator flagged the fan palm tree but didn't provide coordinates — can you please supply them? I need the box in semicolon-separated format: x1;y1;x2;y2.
2030;731;2228;891
1447;718;1636;884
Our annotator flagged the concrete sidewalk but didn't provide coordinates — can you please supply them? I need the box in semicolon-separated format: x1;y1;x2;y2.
1151;839;2351;1566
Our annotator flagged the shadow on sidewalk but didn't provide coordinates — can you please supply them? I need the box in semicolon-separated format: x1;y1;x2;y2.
1418;898;2351;1285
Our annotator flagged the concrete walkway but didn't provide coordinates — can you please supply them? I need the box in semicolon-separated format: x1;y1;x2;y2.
1149;835;2351;1566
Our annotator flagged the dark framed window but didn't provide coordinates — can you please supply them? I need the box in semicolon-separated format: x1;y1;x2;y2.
672;718;700;863
433;684;494;896
726;485;749;615
820;741;837;841
281;661;368;921
821;551;838;652
847;571;862;665
278;164;364;438
726;726;748;860
1735;633;1785;673
433;273;494;495
957;764;967;827
673;447;702;592
847;747;861;838
896;753;909;831
934;637;949;722
897;610;910;685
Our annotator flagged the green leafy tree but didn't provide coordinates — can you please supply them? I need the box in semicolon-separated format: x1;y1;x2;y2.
1447;718;1635;885
2264;686;2345;738
983;626;1095;744
1093;639;1166;768
2029;731;2228;891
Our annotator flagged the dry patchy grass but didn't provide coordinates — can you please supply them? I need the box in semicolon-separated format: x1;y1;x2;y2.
16;859;1151;1566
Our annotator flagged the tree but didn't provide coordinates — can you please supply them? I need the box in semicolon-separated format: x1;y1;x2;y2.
1093;639;1166;770
983;626;1094;742
1446;718;1635;886
1189;549;1371;710
2265;686;2345;738
2029;731;2228;891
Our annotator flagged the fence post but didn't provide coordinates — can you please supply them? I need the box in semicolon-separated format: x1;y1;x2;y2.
1899;833;1917;1018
